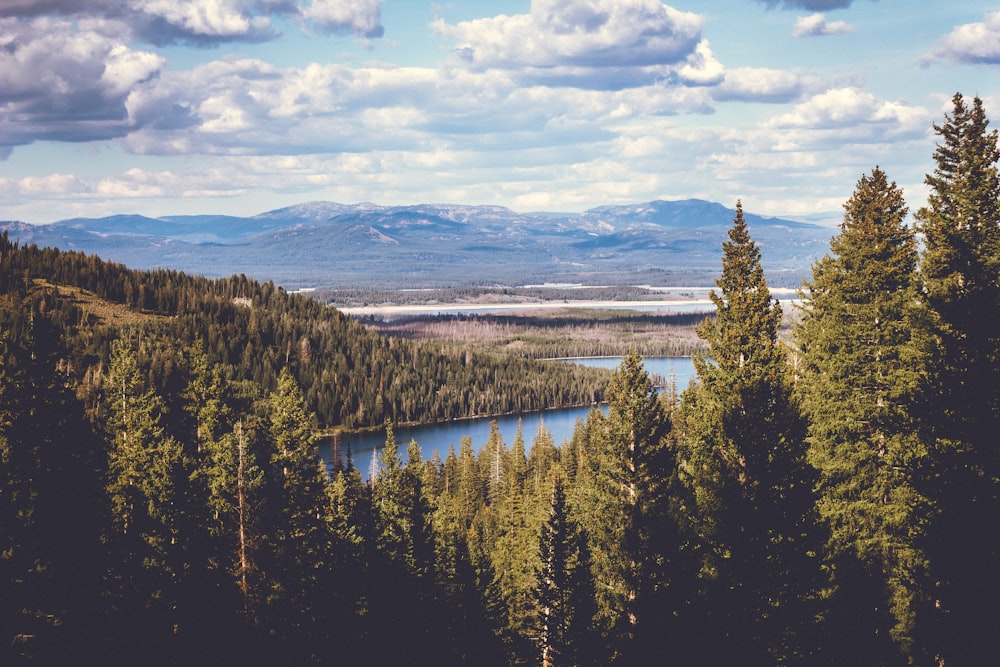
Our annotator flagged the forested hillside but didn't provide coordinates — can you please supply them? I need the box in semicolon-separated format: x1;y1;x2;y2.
2;93;997;666
0;240;609;431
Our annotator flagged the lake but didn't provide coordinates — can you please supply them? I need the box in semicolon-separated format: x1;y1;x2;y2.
320;356;696;479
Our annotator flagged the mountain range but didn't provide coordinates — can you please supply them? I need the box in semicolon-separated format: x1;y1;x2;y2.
1;199;834;289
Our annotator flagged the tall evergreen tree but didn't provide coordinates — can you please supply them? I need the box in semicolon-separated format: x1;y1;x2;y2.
0;304;106;664
260;367;332;653
373;422;409;564
528;418;559;499
535;477;597;667
915;93;1000;665
579;350;671;660
795;168;933;663
676;201;817;663
102;336;189;659
326;458;374;660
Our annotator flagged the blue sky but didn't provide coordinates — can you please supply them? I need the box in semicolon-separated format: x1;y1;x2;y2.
1;0;997;224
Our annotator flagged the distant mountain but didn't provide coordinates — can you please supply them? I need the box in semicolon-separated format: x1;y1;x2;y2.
2;200;833;289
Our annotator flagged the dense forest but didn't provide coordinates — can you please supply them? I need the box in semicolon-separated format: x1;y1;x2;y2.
1;93;997;665
0;242;611;431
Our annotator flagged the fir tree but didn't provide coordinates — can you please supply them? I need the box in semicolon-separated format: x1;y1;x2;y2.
102;336;189;659
580;350;671;659
373;422;409;563
677;201;817;663
915;93;1000;665
535;477;597;667
0;305;106;663
260;367;332;651
795;168;933;663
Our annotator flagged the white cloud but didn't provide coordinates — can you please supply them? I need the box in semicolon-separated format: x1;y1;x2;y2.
757;0;856;9
713;67;821;103
0;18;163;151
17;172;91;195
114;51;721;160
792;13;853;38
433;0;717;89
2;0;359;45
769;88;929;136
925;11;1000;66
131;0;271;39
301;0;384;37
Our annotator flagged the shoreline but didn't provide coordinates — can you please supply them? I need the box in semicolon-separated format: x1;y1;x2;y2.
338;298;716;317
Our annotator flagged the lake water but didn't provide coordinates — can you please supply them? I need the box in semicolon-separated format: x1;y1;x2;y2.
320;356;696;479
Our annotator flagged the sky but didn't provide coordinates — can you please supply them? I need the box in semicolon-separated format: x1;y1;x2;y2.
1;0;997;225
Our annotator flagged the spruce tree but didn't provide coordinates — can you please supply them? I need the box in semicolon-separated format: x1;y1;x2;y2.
795;168;933;663
535;477;597;667
677;202;817;663
915;93;1000;665
0;306;106;663
103;336;189;659
373;422;409;564
260;367;331;651
326;459;374;658
580;350;671;659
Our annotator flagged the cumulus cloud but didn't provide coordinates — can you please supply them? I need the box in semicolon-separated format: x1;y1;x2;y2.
115;53;716;160
756;0;856;9
2;0;383;46
0;0;386;155
121;57;449;154
131;0;278;45
433;0;721;89
713;67;822;103
302;0;384;38
767;88;930;146
924;11;1000;66
0;18;164;152
792;13;853;38
1;0;118;18
16;173;92;196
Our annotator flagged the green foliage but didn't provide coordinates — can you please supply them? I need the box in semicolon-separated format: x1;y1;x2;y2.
915;93;1000;665
0;234;608;432
259;368;332;646
678;202;819;663
534;477;598;667
795;168;933;662
575;350;674;660
0;298;106;663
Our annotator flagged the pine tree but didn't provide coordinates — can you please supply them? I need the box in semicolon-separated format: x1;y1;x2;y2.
915;93;1000;665
200;419;265;627
795;168;933;663
0;306;106;663
677;201;817;662
373;422;409;564
528;417;559;499
102;336;188;657
535;477;597;667
260;367;331;649
181;339;229;455
579;350;671;658
326;459;374;658
489;435;540;660
483;419;507;505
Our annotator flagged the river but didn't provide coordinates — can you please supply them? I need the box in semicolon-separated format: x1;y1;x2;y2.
320;356;696;479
